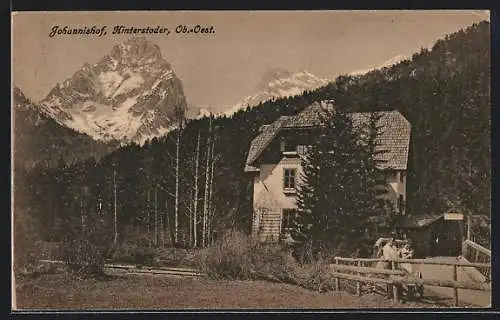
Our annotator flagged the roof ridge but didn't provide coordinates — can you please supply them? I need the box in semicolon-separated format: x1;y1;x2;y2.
245;103;411;172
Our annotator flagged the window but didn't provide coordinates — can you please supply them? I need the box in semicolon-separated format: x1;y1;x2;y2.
281;209;297;232
283;168;296;190
400;171;406;183
280;137;297;153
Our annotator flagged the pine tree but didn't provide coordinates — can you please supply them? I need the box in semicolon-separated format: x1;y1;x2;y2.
292;130;322;262
318;107;363;256
292;106;362;259
352;112;395;255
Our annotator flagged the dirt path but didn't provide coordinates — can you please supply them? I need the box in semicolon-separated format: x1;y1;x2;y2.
415;256;491;307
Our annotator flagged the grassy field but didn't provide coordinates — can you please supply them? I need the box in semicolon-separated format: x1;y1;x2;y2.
14;272;460;310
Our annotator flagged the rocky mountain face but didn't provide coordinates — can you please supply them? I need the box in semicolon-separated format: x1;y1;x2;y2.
39;37;187;145
225;67;330;116
13;87;116;170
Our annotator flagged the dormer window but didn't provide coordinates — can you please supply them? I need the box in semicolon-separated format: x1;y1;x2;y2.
280;137;298;155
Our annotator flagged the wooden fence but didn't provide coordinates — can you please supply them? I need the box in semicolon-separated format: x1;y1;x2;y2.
462;240;491;281
331;256;491;306
38;259;205;277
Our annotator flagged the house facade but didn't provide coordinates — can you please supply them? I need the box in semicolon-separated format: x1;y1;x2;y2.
244;101;412;242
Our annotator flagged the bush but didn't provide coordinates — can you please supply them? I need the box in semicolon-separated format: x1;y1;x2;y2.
195;230;334;292
154;248;193;267
197;230;255;280
109;243;158;265
61;213;113;278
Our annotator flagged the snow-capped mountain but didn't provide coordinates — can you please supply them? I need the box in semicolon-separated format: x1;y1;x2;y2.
13;86;116;169
225;68;330;116
39;37;187;145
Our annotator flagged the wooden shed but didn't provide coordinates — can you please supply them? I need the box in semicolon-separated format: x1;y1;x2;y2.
394;213;464;258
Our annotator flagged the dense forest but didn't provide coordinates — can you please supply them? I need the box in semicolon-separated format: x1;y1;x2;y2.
15;21;490;248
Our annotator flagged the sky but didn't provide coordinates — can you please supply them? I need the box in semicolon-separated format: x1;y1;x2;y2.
12;10;489;112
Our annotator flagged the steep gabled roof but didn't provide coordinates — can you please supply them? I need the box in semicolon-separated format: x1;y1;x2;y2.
245;101;411;172
244;116;289;172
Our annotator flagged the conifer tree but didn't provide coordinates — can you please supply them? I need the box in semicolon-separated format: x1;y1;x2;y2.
352;112;395;255
293;106;361;258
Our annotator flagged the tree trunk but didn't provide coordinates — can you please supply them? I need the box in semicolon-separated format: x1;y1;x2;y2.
202;119;212;247
113;168;118;245
189;201;193;248
160;210;164;248
193;132;201;248
147;189;150;247
155;187;158;246
175;125;181;246
80;198;84;233
165;200;173;245
205;138;217;246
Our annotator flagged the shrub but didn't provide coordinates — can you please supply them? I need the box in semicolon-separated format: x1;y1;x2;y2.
108;243;157;265
293;258;335;292
155;248;192;267
197;230;255;280
195;230;333;292
61;213;113;278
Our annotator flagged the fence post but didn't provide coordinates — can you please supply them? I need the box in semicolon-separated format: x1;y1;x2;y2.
391;261;399;302
356;260;361;296
453;265;459;307
334;258;340;291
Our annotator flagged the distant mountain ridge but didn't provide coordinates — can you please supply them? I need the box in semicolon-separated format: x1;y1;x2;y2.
225;68;331;116
39;37;188;145
349;54;408;76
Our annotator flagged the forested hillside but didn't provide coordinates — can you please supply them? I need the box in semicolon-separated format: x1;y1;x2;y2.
327;21;491;216
17;21;490;245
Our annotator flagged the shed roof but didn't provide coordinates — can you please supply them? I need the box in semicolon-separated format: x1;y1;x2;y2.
245;101;411;172
394;214;444;229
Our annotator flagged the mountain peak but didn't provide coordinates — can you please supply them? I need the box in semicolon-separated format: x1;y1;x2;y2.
257;67;294;90
225;69;330;116
13;86;31;109
39;37;187;144
110;37;163;66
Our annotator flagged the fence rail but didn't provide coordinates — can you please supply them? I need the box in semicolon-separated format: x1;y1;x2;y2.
329;264;407;276
462;240;491;281
332;255;491;306
38;259;205;277
333;256;490;269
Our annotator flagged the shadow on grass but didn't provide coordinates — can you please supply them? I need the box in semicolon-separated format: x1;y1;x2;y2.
399;293;452;307
17;265;124;283
82;273;121;281
363;285;453;307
